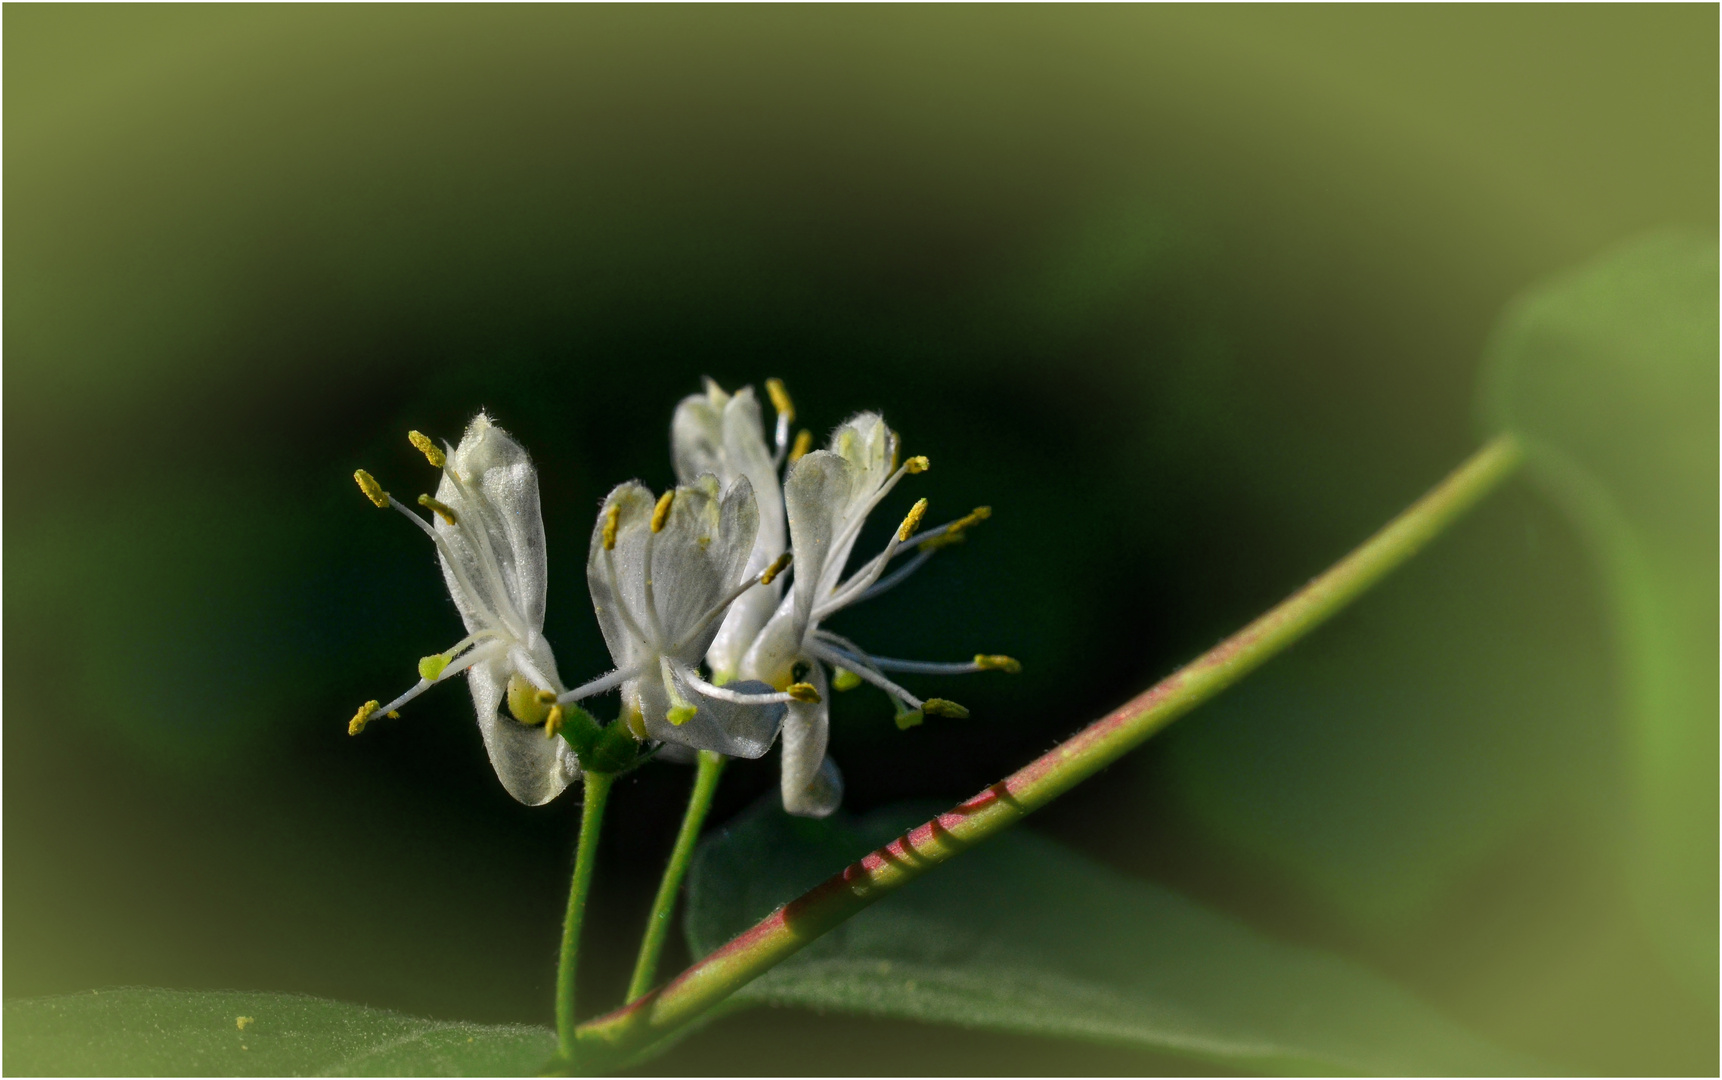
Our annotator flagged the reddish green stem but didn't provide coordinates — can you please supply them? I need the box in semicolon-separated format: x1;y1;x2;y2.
574;434;1523;1068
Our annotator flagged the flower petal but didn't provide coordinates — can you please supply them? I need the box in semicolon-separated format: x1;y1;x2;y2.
781;664;841;817
587;481;656;666
671;386;787;679
786;756;844;819
435;413;548;639
639;670;784;759
670;380;731;487
649;474;759;660
780;448;859;637
470;655;581;806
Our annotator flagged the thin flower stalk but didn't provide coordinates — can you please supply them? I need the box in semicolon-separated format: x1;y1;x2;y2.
556;771;614;1061
626;750;728;1003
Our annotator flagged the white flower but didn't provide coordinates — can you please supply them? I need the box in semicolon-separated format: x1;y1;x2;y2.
670;378;792;683
566;473;805;758
735;410;1014;818
348;413;581;807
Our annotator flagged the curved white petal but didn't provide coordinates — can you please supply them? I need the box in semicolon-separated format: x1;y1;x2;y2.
586;481;656;666
737;586;804;690
670;380;731;487
785;756;843;819
690;387;788;678
470;656;581;806
780;664;840;817
435;413;547;640
650;475;757;655
637;669;784;759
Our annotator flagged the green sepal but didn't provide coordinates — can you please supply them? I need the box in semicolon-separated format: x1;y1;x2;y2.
554;703;605;759
580;721;644;775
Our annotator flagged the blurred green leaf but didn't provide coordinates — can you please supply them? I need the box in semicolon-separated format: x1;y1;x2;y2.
1156;480;1616;935
685;800;1531;1075
3;988;554;1077
1480;230;1720;992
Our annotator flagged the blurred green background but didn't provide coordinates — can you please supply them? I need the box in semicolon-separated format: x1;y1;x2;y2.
5;6;1715;1074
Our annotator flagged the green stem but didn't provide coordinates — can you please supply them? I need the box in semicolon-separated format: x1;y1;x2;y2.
556;769;614;1062
626;750;727;1002
573;434;1523;1066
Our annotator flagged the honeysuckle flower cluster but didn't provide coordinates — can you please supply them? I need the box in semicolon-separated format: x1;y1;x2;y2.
348;381;1015;818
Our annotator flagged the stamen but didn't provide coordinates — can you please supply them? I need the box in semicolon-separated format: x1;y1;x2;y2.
354;470;389;508
832;667;862;691
759;552;793;586
919;506;991;551
675;661;808;706
787;682;822;704
543;704;565;740
765;378;795;424
905;455;930;474
348;700;381;735
417;494;458;525
895;709;924;730
602;504;621;551
807;639;923;711
855;549;932;603
924;698;969;718
897;498;929;542
407;430;446;469
557;664;639;704
787;429;813;465
811;633;1012;677
651;490;675;533
419;653;451;681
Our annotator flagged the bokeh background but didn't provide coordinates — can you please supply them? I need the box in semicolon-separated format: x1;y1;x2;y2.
5;6;1715;1074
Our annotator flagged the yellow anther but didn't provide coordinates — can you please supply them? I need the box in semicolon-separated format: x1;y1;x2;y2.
759;552;793;586
354;470;389;508
236;1017;254;1031
923;698;969;719
544;705;565;740
894;709;924;731
348;700;380;736
905;455;930;474
419;653;451;681
919;506;992;551
602;504;621;551
387;711;400;719
417;494;458;525
832;667;862;692
535;688;558;706
787;429;813;465
667;704;698;727
765;377;794;423
624;706;649;740
975;654;1021;674
651;490;675;533
897;498;929;542
407;431;446;469
787;682;822;704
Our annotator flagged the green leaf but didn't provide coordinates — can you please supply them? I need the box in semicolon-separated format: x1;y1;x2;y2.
3;988;555;1077
1481;230;1719;992
686;800;1532;1075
